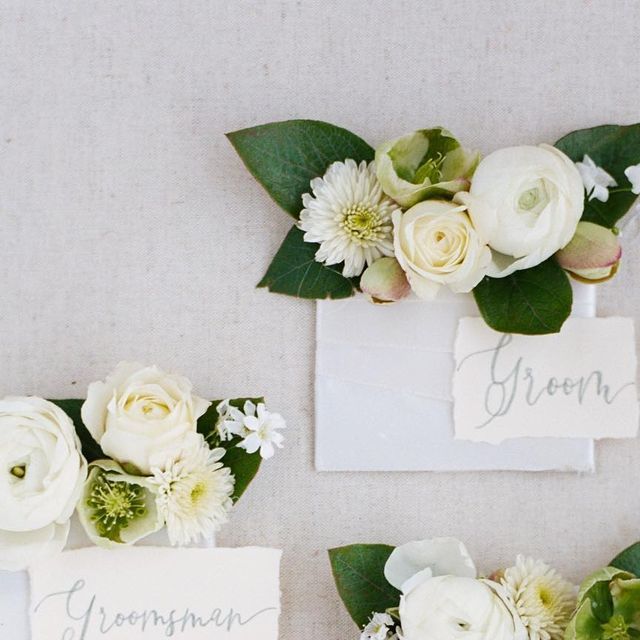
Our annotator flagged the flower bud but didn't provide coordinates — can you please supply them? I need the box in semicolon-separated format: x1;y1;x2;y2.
556;221;621;283
375;128;480;207
360;257;411;303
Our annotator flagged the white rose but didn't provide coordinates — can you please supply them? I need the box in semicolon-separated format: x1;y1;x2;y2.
0;397;87;571
81;362;210;474
392;200;491;299
457;144;584;277
399;575;526;640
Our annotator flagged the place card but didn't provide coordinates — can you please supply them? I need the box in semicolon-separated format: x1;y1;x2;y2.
29;546;281;639
453;317;638;444
315;282;597;472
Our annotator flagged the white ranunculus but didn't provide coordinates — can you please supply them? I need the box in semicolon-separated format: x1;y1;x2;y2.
392;200;491;299
456;144;584;278
0;397;87;571
399;575;527;640
384;537;477;593
81;363;210;475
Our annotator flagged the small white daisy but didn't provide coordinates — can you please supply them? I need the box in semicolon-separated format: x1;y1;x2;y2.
361;612;394;640
575;154;617;202
238;403;285;459
150;435;234;546
299;159;399;277
216;400;285;460
624;163;640;194
215;399;246;441
502;556;576;640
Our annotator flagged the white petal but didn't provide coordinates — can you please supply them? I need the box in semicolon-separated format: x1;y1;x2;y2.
384;537;477;592
0;521;69;571
240;433;261;454
625;164;640;194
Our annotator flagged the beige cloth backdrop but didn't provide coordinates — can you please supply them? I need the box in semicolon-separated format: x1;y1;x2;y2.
1;1;639;637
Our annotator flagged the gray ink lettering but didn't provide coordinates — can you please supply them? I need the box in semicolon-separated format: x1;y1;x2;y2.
457;333;635;429
37;579;278;637
34;579;95;640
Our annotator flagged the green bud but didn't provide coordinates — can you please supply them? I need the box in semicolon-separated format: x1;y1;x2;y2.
556;221;622;283
360;257;411;303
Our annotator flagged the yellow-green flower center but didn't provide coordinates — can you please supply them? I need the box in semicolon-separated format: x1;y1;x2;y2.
190;481;207;505
341;204;387;244
517;180;550;215
602;614;631;640
87;471;147;541
414;152;445;184
124;395;171;419
10;464;26;479
538;585;552;606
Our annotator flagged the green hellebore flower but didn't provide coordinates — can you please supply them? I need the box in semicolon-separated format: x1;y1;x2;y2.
375;128;480;207
77;460;163;548
565;567;640;640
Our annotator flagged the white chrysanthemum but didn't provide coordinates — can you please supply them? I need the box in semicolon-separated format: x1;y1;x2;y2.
150;435;234;546
361;612;394;640
299;159;399;277
502;556;576;640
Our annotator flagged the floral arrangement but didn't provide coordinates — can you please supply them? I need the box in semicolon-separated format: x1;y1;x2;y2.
0;362;285;571
329;537;640;640
228;120;640;334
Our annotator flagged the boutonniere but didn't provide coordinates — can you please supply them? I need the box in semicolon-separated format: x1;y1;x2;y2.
229;121;640;334
0;362;285;570
329;537;640;640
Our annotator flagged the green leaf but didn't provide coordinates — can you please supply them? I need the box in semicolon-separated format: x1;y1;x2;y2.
611;542;640;577
220;445;261;504
473;258;573;335
555;123;640;228
197;398;264;503
50;399;104;463
328;544;400;629
258;225;355;299
227;119;374;218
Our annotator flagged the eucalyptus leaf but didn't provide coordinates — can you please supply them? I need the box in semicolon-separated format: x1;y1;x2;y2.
555;123;640;228
611;541;640;577
258;225;356;299
197;397;264;503
472;258;573;335
50;399;104;463
329;544;400;629
227;119;374;218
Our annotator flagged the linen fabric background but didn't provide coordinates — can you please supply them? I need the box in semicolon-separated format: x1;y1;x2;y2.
1;1;639;637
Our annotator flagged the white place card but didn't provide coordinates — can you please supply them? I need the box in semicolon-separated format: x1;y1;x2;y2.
315;282;597;472
29;547;281;640
454;317;638;444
